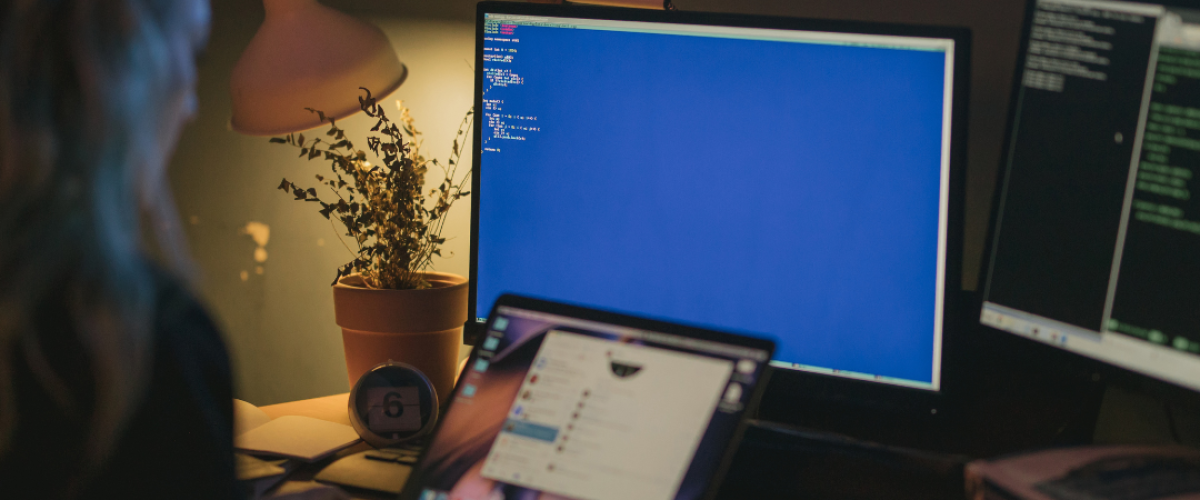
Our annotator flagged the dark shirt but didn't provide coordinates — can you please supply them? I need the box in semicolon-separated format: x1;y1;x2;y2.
0;268;240;499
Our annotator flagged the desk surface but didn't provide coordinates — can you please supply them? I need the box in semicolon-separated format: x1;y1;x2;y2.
258;396;970;500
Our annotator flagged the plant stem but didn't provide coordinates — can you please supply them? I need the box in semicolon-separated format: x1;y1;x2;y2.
328;215;357;259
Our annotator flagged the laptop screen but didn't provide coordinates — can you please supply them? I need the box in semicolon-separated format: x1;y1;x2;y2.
403;298;773;500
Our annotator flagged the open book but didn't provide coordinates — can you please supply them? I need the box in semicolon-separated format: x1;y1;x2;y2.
233;399;361;462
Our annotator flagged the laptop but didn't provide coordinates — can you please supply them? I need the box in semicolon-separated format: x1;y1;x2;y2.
398;294;775;500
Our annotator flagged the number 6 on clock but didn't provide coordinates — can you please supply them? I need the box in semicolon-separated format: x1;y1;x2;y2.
367;386;421;433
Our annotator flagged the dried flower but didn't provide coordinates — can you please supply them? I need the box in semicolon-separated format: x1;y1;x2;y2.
270;88;472;289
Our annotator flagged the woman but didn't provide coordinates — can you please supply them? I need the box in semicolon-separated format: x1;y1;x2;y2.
0;1;239;498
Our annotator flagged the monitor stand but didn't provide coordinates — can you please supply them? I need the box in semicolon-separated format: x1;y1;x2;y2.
717;420;970;499
753;290;1107;457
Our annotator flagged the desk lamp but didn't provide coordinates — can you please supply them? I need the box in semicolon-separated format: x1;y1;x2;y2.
230;0;407;135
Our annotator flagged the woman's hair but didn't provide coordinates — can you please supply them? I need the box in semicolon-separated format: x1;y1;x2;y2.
0;0;205;490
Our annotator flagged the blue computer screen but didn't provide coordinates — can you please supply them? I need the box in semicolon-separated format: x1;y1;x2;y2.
476;15;953;389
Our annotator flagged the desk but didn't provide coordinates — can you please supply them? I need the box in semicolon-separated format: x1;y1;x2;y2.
254;348;969;500
258;395;969;500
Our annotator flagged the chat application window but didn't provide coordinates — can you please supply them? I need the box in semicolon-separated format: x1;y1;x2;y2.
480;330;735;500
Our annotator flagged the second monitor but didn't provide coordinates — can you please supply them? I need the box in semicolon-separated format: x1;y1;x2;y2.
983;0;1200;400
469;2;970;408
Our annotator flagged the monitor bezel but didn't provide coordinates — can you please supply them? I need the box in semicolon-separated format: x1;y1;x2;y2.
977;0;1200;410
467;1;973;423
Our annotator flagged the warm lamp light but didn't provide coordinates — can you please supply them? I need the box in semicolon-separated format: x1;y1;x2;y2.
230;0;408;136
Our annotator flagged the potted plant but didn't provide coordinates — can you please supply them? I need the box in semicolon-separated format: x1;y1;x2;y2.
271;88;472;400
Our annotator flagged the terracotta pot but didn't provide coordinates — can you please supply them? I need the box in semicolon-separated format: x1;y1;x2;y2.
332;272;468;402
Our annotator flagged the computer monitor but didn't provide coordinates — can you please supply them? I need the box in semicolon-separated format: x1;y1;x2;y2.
982;0;1200;396
469;2;970;413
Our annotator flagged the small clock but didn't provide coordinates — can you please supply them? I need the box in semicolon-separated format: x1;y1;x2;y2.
348;361;439;448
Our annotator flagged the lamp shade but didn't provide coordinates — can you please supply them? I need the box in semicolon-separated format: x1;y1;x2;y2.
230;0;407;136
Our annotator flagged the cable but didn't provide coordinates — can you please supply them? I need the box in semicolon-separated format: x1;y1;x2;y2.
1164;400;1182;444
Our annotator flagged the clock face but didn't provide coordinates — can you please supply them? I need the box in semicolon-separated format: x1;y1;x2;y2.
366;386;421;434
350;362;439;447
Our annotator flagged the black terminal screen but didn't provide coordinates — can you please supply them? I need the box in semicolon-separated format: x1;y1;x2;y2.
983;0;1200;391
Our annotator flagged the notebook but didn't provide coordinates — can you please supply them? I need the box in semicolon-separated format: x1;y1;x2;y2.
235;415;361;462
399;294;775;500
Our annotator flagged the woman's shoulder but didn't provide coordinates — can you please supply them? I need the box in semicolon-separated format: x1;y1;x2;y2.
86;264;240;499
147;264;230;372
136;260;234;441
